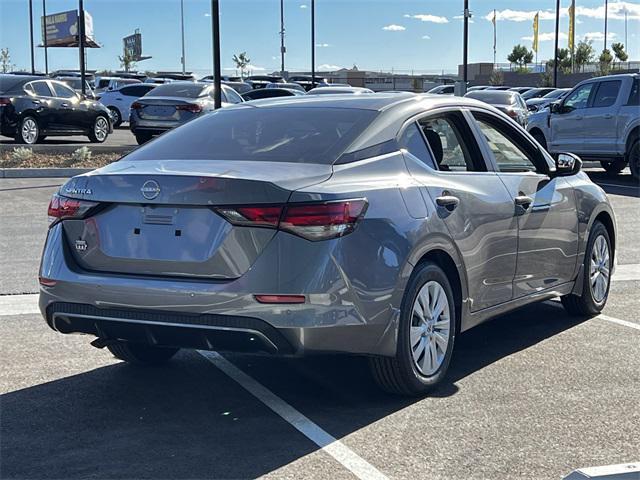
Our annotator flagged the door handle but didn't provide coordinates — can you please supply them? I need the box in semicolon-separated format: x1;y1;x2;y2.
435;195;460;211
61;103;70;108
31;100;41;104
603;113;613;119
514;195;533;210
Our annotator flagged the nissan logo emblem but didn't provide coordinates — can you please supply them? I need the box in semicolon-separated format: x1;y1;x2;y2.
141;180;161;200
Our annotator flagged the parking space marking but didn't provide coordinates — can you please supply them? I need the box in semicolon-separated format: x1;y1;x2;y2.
597;314;640;331
0;293;39;316
612;263;640;282
198;350;389;480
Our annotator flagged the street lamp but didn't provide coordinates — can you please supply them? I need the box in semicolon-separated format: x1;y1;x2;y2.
553;0;560;87
180;0;186;74
29;0;35;74
211;0;221;109
311;0;315;86
280;0;285;78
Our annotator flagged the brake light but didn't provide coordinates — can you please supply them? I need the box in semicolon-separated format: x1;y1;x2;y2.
0;97;10;106
505;108;519;119
175;104;202;113
131;102;143;110
215;199;368;241
47;193;99;225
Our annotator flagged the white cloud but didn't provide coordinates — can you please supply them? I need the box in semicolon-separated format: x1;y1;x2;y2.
316;43;331;47
299;4;307;8
485;9;560;22
318;64;341;71
522;32;568;42
453;14;474;23
486;2;640;23
223;64;266;72
382;24;406;31
204;13;211;17
404;14;448;24
422;35;431;40
582;31;618;41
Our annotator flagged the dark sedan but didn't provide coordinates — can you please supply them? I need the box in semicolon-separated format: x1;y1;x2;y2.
129;81;244;144
0;74;112;144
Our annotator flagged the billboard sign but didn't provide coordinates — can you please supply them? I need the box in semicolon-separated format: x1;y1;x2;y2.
123;33;142;61
41;10;95;47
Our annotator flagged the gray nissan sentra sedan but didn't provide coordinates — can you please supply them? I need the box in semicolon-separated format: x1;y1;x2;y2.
40;93;616;395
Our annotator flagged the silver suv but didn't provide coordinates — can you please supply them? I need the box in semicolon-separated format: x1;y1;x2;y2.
527;74;640;179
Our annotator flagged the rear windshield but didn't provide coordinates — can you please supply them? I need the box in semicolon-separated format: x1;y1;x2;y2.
466;91;514;105
149;83;208;98
0;76;27;94
124;106;377;164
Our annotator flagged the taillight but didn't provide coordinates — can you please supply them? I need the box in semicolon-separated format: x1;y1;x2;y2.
215;199;368;241
131;102;143;110
505;108;519;119
175;103;202;113
0;97;10;106
47;193;99;225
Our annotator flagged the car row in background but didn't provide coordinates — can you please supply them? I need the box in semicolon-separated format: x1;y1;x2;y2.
97;83;157;127
0;74;112;144
464;90;529;127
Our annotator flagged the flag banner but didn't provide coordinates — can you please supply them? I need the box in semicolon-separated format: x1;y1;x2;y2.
568;1;575;52
532;12;539;53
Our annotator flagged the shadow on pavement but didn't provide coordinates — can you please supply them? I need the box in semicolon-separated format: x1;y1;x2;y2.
0;302;587;479
584;169;639;198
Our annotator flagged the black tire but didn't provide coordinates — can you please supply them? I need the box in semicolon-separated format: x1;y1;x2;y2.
135;132;153;145
531;130;547;151
88;115;110;143
628;139;640;182
108;107;122;128
107;342;179;365
15;116;40;144
561;221;612;316
600;159;626;175
369;262;457;396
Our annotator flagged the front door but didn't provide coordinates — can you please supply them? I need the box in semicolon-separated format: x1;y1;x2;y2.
471;111;578;299
549;81;596;155
401;110;519;312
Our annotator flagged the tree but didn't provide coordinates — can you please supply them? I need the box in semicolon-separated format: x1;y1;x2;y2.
575;40;595;72
489;69;504;86
507;44;534;71
232;52;251;79
0;48;11;73
546;48;572;75
118;50;137;72
598;49;613;75
611;42;628;70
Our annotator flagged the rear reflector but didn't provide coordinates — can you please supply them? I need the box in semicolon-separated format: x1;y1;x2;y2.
214;199;367;241
38;276;57;287
47;193;99;225
254;295;306;304
131;102;143;110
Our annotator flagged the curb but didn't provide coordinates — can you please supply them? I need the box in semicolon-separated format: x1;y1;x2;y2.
0;144;134;155
0;168;93;178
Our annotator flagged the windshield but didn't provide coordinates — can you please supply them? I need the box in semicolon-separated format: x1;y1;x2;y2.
543;89;567;99
149;83;209;98
466;91;514;105
124;106;377;164
61;79;82;89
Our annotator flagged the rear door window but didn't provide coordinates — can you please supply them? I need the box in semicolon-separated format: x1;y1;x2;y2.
591;80;621;108
626;79;639;106
223;87;243;104
29;81;53;97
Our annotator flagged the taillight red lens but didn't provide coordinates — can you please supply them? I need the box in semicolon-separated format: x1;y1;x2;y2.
176;104;202;113
254;294;306;304
0;97;11;106
131;102;142;110
47;193;98;224
215;199;367;241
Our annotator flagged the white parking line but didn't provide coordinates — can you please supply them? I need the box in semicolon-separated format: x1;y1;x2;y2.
612;263;640;282
198;350;389;480
0;293;39;316
597;314;640;331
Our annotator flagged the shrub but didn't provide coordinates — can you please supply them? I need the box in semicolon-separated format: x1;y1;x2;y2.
71;146;92;164
11;147;33;163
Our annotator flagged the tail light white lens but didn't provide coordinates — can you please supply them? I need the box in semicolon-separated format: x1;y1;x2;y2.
47;193;99;225
215;199;367;241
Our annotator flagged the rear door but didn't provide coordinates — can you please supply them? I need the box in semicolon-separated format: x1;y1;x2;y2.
402;109;518;311
470;110;578;298
549;81;596;154
581;79;622;155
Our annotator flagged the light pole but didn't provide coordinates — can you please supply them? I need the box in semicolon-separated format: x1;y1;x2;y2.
604;0;609;52
180;0;186;74
311;0;315;86
463;0;469;85
280;0;285;78
42;0;48;74
78;0;86;95
29;0;35;73
211;0;221;109
553;0;560;87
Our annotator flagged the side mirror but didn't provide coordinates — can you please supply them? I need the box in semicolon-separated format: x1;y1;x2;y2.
554;152;582;176
549;101;561;113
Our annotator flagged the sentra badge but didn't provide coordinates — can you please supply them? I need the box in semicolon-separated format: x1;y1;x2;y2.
65;187;93;195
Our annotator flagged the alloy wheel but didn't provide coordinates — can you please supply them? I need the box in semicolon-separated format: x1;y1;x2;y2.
410;280;451;376
590;235;610;303
21;118;38;144
94;117;109;141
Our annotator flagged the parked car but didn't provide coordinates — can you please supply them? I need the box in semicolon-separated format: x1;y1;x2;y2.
288;75;329;91
266;82;305;92
464;90;529;127
245;75;284;89
94;76;142;94
40;92;616;396
222;81;252;94
467;85;490;91
129;81;243;144
308;86;374;95
56;76;97;99
97;83;157;127
526;88;571;112
521;87;557;100
242;88;305;101
509;87;535;94
0;74;112;144
485;86;512;91
527;74;639;179
427;85;455;95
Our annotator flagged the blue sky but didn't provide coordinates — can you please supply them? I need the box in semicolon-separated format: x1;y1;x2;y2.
1;0;638;76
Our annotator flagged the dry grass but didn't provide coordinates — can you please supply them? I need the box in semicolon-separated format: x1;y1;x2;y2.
0;150;121;169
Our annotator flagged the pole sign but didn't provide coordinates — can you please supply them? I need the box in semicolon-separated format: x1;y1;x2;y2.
123;33;143;61
41;10;94;47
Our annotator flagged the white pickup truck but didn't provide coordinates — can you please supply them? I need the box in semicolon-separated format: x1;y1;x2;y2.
527;73;639;180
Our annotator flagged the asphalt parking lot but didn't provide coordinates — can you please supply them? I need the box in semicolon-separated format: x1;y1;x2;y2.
0;127;136;150
0;168;638;480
